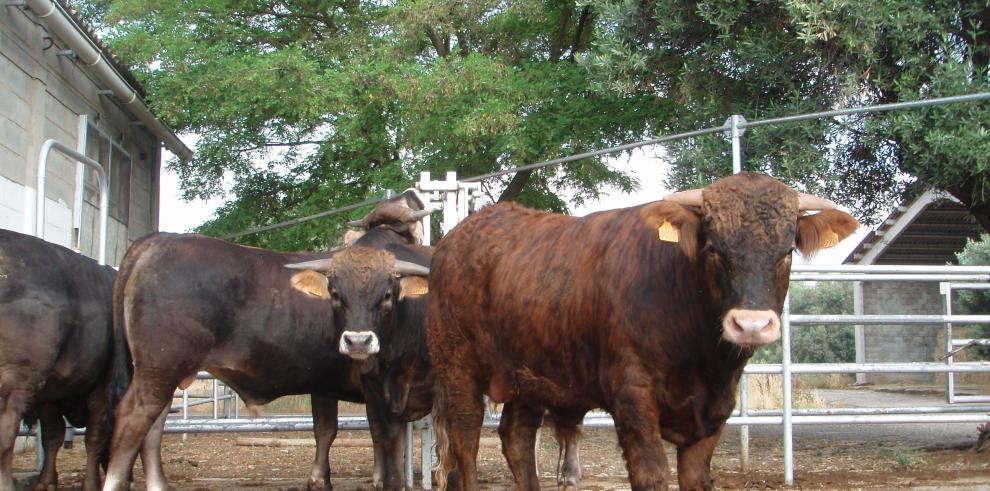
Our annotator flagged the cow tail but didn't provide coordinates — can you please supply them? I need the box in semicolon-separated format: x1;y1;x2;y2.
102;251;137;467
431;384;453;491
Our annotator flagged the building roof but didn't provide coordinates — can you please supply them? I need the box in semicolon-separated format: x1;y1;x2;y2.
59;1;146;98
16;0;192;160
845;190;984;265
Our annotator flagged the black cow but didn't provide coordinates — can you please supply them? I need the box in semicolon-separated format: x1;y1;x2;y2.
0;229;130;491
102;191;431;491
428;173;859;490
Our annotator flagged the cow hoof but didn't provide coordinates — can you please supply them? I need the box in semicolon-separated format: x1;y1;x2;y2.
307;477;332;491
33;482;56;491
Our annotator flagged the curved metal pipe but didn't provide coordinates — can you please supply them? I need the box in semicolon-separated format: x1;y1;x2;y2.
37;139;109;265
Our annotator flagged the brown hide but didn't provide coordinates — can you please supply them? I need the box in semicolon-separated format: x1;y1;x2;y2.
427;172;859;490
0;229;119;491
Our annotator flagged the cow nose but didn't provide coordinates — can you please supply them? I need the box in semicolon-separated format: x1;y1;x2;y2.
722;309;781;348
345;333;373;347
339;330;380;359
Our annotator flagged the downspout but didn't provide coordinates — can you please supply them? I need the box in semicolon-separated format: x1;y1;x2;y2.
22;0;193;161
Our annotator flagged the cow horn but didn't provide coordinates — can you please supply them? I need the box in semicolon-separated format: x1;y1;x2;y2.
394;260;429;277
404;208;435;222
663;188;704;207
346;219;365;228
285;258;334;271
797;193;838;211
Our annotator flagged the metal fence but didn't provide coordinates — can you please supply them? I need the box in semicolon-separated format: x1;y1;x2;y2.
150;91;990;488
20;92;990;489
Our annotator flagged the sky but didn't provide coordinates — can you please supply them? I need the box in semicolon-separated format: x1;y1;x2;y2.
157;145;869;264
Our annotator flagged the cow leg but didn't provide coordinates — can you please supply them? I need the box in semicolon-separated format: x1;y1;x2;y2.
611;372;668;491
444;385;485;491
139;406;169;491
0;398;23;491
371;431;385;489
82;382;112;491
675;426;723;491
547;413;583;491
497;402;543;491
34;404;64;491
309;394;338;491
102;375;175;491
365;405;406;491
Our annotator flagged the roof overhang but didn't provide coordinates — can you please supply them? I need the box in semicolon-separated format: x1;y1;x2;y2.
22;0;193;161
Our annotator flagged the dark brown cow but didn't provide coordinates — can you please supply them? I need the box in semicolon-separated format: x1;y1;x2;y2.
285;242;434;489
102;192;431;491
0;229;130;491
428;173;858;490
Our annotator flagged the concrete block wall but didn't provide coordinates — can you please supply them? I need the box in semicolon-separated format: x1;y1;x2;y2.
862;281;943;383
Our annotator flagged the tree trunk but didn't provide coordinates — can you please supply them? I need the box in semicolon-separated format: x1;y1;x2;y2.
498;170;533;202
945;177;990;233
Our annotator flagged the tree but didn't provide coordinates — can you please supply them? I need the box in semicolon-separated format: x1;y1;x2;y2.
955;234;990;359
583;0;990;230
752;281;855;364
98;0;673;249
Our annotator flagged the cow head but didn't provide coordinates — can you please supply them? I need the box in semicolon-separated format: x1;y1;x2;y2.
658;172;858;349
285;247;429;361
344;189;433;245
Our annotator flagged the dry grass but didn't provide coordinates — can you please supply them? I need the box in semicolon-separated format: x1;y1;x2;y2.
741;374;825;410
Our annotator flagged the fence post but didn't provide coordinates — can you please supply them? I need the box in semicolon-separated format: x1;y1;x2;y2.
739;373;749;473
942;282;955;403
782;293;794;485
726;115;747;174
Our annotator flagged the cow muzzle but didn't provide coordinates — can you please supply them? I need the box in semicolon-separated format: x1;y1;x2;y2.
722;309;781;348
339;331;381;360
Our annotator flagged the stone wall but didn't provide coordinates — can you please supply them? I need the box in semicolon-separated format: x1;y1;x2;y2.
862;281;944;383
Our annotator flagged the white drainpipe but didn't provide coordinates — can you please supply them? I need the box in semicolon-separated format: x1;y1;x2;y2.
23;0;193;161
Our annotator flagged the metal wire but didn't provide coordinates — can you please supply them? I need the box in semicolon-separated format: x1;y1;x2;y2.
220;91;990;239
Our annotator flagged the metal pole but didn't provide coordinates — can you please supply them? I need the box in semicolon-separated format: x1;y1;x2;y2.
405;422;414;488
739;373;749;473
782;293;794;486
36;139;110;264
727;115;746;174
943;283;956;403
420;417;434;490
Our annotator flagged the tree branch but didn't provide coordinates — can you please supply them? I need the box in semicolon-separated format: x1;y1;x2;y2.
498;169;533;202
550;5;574;63
456;30;470;57
426;27;449;57
567;6;593;62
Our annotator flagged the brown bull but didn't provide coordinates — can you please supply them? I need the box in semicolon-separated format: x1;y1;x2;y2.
102;191;431;491
428;173;858;490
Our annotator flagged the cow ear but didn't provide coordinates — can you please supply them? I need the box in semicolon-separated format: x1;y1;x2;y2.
796;209;859;256
642;202;701;260
290;270;330;299
398;276;428;300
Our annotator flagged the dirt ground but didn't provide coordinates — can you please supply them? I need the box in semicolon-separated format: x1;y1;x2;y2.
12;386;990;490
12;423;990;490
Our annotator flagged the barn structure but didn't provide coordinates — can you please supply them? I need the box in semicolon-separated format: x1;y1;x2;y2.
845;189;984;383
1;0;191;266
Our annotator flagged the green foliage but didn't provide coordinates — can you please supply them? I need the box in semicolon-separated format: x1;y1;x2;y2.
751;281;855;364
582;0;990;230
95;0;666;250
955;234;990;359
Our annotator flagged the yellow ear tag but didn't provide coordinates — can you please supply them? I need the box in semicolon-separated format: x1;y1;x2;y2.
399;276;429;299
658;221;680;243
821;229;839;248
